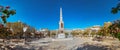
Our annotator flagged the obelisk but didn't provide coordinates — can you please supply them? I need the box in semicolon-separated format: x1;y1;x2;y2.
58;7;65;38
59;7;64;33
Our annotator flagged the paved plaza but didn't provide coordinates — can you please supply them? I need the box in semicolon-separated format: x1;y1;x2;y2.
14;37;119;50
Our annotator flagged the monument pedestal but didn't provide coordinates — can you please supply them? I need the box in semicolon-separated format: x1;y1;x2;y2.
57;33;65;38
52;33;73;41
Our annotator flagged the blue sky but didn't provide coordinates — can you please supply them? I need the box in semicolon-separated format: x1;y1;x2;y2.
0;0;120;30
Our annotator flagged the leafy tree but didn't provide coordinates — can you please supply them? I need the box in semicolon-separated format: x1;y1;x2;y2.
71;30;82;36
117;33;120;40
25;26;36;38
6;22;37;39
111;0;120;14
6;22;24;38
0;24;12;39
0;5;16;24
110;0;120;40
99;27;111;37
51;32;56;36
98;24;111;38
0;5;17;39
109;20;120;40
47;30;51;37
83;28;91;36
65;32;68;37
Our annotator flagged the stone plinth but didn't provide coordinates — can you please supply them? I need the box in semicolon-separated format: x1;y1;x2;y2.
52;38;73;41
57;33;65;38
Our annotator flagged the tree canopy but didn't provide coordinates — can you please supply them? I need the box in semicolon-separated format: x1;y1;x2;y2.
0;5;16;24
111;1;120;14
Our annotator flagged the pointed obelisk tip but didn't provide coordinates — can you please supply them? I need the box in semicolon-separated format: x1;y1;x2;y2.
60;6;62;17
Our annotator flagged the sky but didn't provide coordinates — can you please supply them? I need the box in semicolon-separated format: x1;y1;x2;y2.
0;0;120;30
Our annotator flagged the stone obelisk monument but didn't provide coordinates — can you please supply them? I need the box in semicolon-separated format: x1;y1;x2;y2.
57;7;65;38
